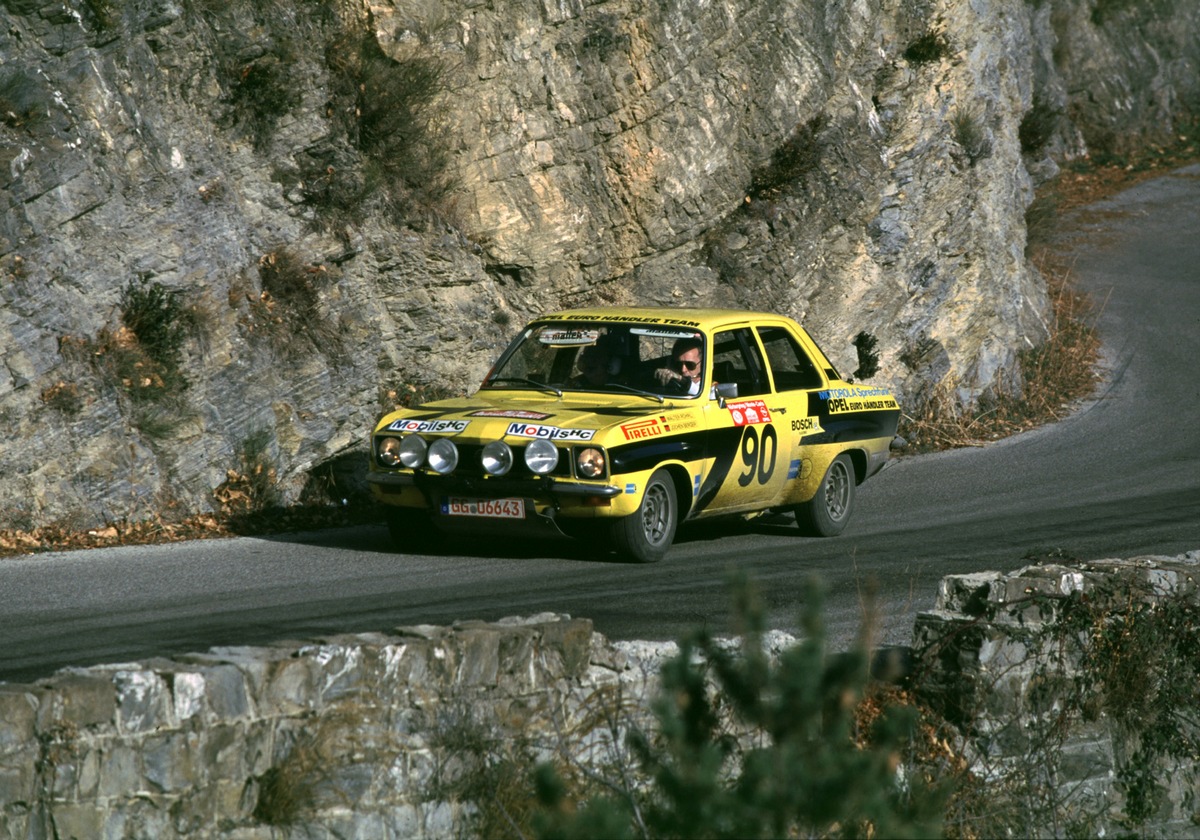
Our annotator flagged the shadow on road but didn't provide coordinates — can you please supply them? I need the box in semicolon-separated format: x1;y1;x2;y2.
244;511;808;564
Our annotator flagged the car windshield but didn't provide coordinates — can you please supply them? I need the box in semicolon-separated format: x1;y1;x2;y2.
482;322;707;399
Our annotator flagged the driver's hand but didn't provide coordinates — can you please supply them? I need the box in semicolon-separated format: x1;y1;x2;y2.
654;367;683;386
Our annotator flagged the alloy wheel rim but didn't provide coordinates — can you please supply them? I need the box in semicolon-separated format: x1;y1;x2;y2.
642;484;669;544
825;461;850;521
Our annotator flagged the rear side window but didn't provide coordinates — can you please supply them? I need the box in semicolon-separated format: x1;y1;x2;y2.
757;326;824;391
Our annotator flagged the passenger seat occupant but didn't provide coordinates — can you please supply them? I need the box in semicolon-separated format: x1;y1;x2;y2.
572;343;614;388
654;337;703;396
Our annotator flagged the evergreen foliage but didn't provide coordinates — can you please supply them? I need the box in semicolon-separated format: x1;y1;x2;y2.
534;578;950;838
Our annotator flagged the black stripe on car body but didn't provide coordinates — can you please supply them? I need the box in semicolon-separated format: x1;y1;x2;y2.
608;430;709;474
609;426;745;516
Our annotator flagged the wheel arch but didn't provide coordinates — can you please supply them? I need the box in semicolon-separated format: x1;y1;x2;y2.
844;447;869;484
660;462;695;519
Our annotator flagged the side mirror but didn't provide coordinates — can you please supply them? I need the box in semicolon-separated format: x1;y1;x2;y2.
712;381;738;408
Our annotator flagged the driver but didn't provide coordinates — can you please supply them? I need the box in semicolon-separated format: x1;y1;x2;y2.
654;337;703;396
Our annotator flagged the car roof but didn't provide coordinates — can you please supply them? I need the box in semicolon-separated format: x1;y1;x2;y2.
535;306;796;331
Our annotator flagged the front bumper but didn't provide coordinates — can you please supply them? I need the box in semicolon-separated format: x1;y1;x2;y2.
369;470;623;539
366;470;623;499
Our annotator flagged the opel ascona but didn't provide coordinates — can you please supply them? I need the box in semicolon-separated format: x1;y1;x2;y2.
368;307;900;562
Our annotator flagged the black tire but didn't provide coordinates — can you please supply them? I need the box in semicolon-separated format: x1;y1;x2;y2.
795;453;856;537
610;469;677;563
384;507;442;553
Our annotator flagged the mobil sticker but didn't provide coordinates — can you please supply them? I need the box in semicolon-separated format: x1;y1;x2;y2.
505;422;596;441
387;419;470;434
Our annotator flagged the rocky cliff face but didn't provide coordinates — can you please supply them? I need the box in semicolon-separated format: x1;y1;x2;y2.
1;0;1197;529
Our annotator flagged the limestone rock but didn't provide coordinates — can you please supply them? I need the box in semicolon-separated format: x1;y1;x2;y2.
1;0;1197;529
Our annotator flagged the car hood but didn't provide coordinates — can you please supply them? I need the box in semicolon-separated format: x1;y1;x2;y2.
374;392;693;442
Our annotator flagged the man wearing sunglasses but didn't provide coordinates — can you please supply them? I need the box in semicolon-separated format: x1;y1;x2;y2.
653;336;704;397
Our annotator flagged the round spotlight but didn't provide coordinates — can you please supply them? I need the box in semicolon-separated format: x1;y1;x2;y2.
481;440;514;475
378;437;403;467
398;435;428;468
575;447;606;478
426;438;459;474
524;439;559;475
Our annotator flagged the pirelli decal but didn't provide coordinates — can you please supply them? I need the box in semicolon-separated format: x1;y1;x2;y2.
621;416;670;440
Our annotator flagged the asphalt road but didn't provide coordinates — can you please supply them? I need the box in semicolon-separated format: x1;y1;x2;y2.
2;167;1198;685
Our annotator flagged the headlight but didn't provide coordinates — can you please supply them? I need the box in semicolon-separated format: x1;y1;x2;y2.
524;439;559;474
427;438;459;474
576;447;606;478
378;437;403;467
399;435;428;468
481;441;514;475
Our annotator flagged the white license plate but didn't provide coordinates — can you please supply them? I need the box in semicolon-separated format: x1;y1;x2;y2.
443;497;526;519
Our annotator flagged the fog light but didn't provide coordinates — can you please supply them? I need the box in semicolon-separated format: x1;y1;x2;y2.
399;435;428;468
524;439;559;475
427;438;459;474
481;441;514;475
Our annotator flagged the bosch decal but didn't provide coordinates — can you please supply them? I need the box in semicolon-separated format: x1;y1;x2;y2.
505;422;596;441
790;417;824;434
387;419;470;434
727;399;772;426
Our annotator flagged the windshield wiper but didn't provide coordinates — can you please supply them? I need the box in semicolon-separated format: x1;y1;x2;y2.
602;383;665;403
485;377;563;397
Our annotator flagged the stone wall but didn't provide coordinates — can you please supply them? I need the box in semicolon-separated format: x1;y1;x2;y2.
2;551;1199;838
914;551;1200;836
2;0;1198;530
0;614;659;839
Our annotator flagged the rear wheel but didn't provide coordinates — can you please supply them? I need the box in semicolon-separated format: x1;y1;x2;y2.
795;453;856;537
384;507;442;553
610;469;677;563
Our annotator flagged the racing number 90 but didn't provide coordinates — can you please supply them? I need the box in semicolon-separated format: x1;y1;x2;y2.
737;424;777;487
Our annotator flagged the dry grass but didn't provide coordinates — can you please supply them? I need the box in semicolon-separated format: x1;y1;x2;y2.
898;257;1103;453
899;127;1200;453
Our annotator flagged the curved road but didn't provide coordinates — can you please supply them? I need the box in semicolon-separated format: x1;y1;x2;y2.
2;167;1199;684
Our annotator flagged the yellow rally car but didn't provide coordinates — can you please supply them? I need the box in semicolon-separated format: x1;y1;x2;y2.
368;307;900;562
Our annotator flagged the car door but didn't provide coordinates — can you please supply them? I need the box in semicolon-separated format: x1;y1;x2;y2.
695;327;793;514
754;324;830;505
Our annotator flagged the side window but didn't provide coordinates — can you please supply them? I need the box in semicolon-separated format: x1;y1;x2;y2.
712;328;769;396
757;326;824;391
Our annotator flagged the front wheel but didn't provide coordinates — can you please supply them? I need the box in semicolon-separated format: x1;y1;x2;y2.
794;453;856;537
609;469;677;563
